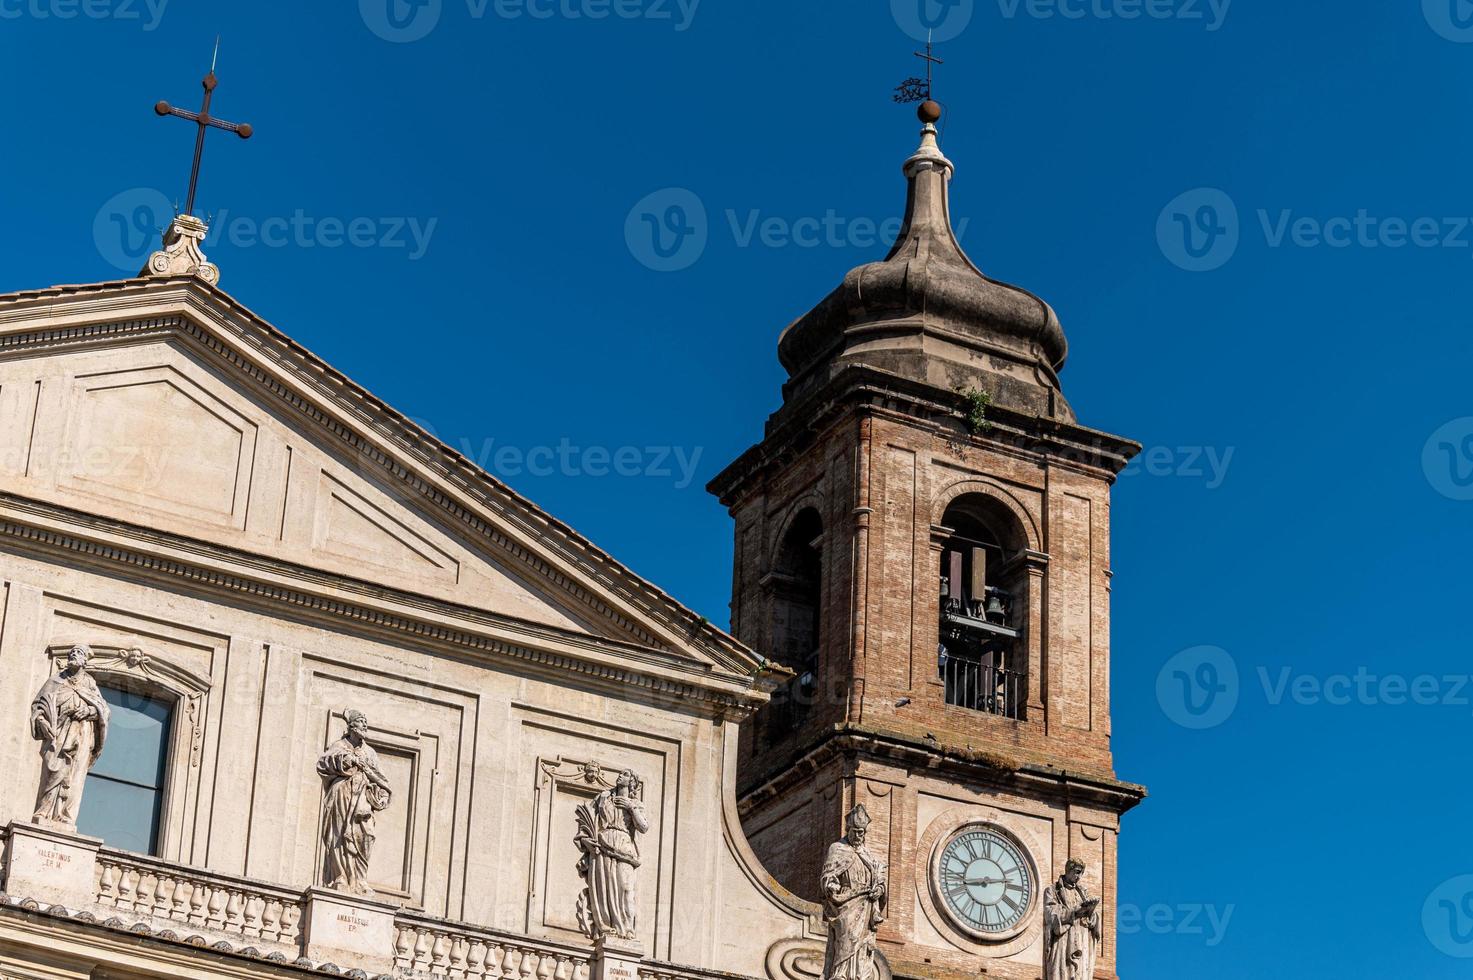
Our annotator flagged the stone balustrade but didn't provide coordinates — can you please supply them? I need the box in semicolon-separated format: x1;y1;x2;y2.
3;824;760;980
392;913;592;980
93;849;303;953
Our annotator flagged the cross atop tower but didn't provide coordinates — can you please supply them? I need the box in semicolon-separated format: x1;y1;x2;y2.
153;39;254;218
894;35;944;106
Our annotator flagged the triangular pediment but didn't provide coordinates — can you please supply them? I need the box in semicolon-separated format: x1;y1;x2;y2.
0;277;765;686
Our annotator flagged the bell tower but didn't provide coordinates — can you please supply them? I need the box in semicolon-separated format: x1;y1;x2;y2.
710;101;1145;979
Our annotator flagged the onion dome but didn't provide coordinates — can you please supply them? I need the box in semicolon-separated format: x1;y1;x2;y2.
775;104;1073;422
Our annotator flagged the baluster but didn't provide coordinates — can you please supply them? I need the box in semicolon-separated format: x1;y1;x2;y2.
188;879;208;924
279;902;302;944
244;894;266;937
432;933;452;973
97;862;119;904
153;875;177;919
554;957;573;980
172;879;194;919
572;962;590;980
262;900;282;942
484;942;506;980
536;953;554;980
413;928;434;970
394;927;416;971
207;886;227;928
444;931;468;978
121;868;142;912
136;872;157;915
501;947;523;980
466;940;488;980
519;949;538;980
225;890;245;932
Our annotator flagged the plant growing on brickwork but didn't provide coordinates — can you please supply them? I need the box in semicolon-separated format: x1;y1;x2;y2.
955;386;992;435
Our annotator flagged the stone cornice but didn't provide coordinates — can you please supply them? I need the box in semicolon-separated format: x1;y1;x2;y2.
0;277;770;681
737;723;1147;816
709;365;1141;508
0;492;774;718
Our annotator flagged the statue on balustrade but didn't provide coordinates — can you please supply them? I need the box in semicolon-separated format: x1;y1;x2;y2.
30;644;110;828
1043;858;1101;980
574;768;649;943
317;708;393;895
820;804;887;980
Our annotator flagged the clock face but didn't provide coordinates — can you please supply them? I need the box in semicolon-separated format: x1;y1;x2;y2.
936;828;1034;936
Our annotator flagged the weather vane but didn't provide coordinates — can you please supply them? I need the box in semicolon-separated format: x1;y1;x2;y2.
153;37;253;218
894;33;943;106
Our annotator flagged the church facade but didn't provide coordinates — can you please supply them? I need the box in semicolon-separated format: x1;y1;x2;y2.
0;107;1141;980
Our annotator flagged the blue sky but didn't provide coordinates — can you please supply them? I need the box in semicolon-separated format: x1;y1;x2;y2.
4;0;1473;975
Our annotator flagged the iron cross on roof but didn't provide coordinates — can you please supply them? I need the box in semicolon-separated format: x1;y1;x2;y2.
153;40;253;218
894;37;944;105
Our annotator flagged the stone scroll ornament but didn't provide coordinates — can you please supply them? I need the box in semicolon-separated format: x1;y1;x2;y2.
1043;858;1101;980
574;769;649;942
317;709;393;895
820;805;888;980
30;644;111;827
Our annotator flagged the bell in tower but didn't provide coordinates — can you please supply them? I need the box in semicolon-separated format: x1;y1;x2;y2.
709;96;1145;979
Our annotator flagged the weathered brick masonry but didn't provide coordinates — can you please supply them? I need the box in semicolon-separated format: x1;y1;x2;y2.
710;112;1147;979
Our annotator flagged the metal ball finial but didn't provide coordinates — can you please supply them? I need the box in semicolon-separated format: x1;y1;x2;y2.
918;100;942;124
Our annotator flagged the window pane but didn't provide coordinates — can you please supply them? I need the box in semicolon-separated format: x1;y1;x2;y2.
77;775;161;855
76;685;172;855
90;686;170;788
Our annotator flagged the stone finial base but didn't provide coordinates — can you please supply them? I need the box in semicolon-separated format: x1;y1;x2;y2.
3;821;103;909
301;887;399;973
141;214;220;285
591;936;643;980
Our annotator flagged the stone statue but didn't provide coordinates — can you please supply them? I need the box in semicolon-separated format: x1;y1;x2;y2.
1043;858;1101;980
574;769;649;942
317;709;392;895
30;644;110;828
820;805;887;980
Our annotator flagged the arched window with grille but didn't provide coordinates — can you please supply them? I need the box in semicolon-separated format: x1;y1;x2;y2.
937;495;1027;719
765;508;823;738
